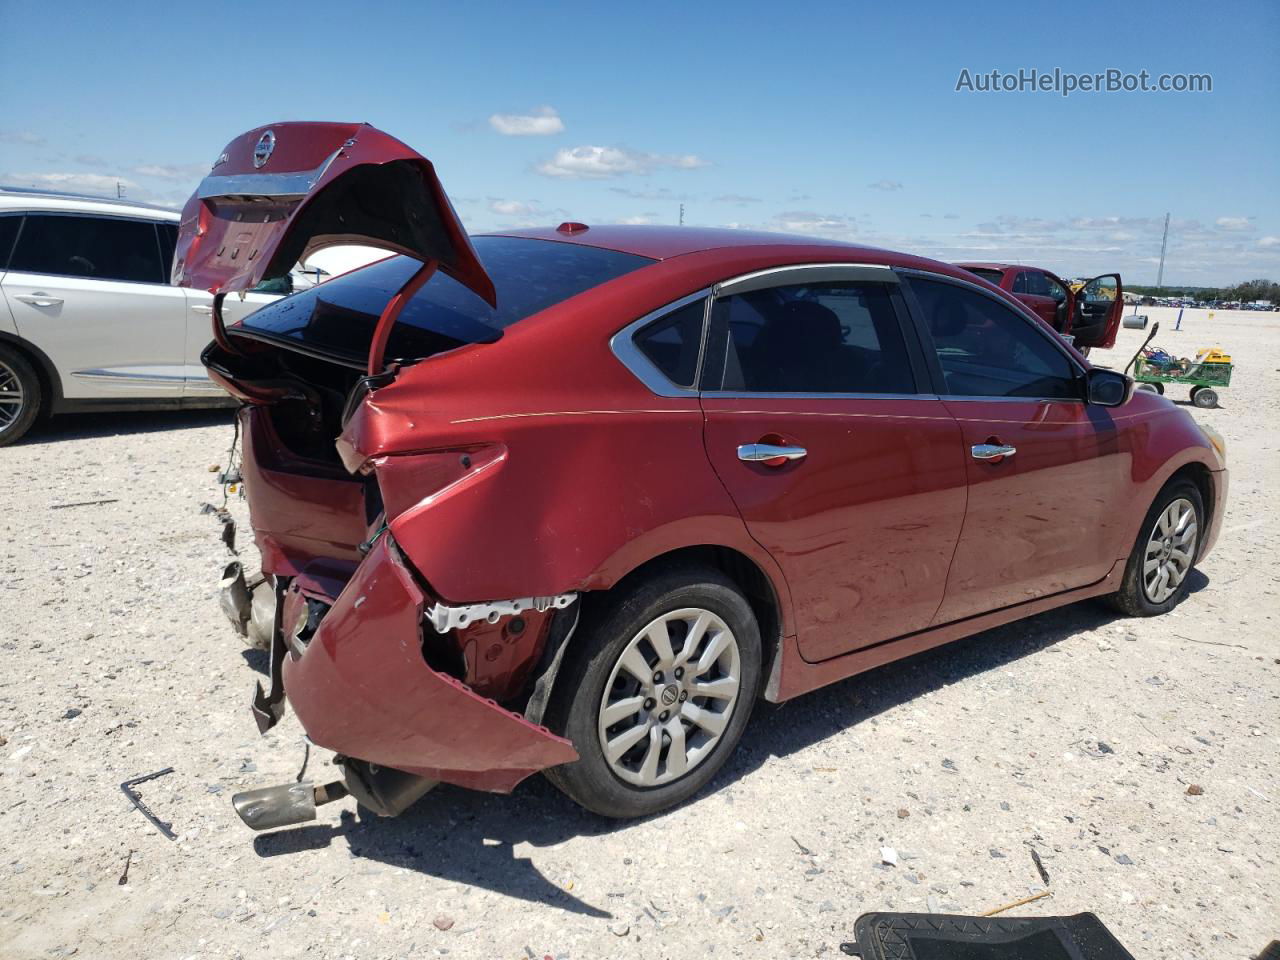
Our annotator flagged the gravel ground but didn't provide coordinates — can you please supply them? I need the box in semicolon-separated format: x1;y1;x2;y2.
1;307;1276;959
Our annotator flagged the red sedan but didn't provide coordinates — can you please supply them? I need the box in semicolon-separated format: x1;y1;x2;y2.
176;124;1227;825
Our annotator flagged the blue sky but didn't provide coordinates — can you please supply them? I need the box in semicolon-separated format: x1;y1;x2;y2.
2;0;1277;285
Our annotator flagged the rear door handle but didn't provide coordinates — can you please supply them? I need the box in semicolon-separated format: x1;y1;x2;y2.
190;305;214;315
738;443;807;463
15;293;63;306
971;443;1016;461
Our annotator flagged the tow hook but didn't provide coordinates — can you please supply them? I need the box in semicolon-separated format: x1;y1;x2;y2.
231;780;349;831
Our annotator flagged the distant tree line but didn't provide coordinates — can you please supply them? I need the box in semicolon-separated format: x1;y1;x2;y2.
1127;278;1279;302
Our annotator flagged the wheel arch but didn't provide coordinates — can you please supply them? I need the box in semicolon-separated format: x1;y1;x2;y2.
0;331;63;414
1165;460;1215;559
525;543;788;725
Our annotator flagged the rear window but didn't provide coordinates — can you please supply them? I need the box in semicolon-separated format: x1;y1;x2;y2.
237;236;654;362
964;268;1006;286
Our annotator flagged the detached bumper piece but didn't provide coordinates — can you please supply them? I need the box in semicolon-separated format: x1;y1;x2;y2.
839;912;1135;960
275;536;577;795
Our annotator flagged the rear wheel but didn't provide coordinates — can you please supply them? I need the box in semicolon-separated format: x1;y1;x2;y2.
543;567;761;818
1107;480;1203;617
1137;382;1164;395
1191;386;1219;408
0;344;42;447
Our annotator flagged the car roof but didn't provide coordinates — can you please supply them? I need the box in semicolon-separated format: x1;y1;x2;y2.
483;224;880;261
955;262;1017;271
0;186;178;221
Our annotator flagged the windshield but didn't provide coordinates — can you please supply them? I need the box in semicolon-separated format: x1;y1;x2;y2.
236;236;655;362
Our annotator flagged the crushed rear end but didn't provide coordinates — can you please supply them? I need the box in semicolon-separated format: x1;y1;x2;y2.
173;122;608;823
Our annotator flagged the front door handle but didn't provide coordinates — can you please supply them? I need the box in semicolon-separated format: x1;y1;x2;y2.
15;293;63;306
190;305;214;315
738;443;807;464
971;443;1017;461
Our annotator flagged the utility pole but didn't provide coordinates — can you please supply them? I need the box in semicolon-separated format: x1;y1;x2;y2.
1155;212;1170;290
116;180;125;199
678;203;684;226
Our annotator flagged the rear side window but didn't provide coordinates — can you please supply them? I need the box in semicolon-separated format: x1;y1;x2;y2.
909;277;1078;399
634;299;705;387
707;282;916;394
9;214;165;284
156;222;178;279
0;215;20;270
1012;271;1028;293
965;268;1005;286
239;236;654;361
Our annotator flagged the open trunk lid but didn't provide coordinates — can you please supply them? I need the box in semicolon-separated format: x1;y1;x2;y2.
171;121;494;306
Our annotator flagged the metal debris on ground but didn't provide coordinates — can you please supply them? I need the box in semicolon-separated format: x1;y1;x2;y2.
120;767;177;840
1029;847;1051;885
117;849;133;885
50;499;120;510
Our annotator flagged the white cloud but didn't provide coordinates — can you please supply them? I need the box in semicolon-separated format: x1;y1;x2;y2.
131;163;208;181
713;193;762;204
488;198;539;216
1215;216;1253;231
535;145;707;179
0;130;44;145
868;179;903;191
1259;236;1280;248
3;171;138;195
616;214;655;225
772;210;854;236
489;106;565;136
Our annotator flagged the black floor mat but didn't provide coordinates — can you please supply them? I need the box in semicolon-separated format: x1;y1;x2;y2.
839;912;1135;960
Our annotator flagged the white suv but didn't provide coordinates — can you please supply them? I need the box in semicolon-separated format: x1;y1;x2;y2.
0;188;281;445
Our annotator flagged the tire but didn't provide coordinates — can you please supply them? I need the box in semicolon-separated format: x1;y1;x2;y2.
1138;382;1163;395
0;344;42;447
1192;387;1218;409
1107;480;1204;617
543;566;762;818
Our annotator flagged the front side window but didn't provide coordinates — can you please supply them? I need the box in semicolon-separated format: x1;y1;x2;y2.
706;281;915;394
9;214;165;284
1043;274;1069;302
909;277;1079;399
1022;270;1052;297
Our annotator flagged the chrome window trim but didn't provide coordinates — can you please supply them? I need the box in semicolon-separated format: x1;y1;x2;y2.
609;288;712;398
196;148;344;200
713;262;898;297
896;266;1089;389
700;391;941;401
940;395;1086;405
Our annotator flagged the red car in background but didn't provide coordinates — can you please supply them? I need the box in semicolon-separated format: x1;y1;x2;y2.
957;262;1125;351
176;123;1227;827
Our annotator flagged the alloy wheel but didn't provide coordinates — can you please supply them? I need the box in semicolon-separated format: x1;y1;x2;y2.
1143;497;1198;603
0;358;25;431
597;607;741;787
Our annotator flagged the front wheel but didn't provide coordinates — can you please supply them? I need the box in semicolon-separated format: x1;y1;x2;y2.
1107;481;1204;617
543;567;761;818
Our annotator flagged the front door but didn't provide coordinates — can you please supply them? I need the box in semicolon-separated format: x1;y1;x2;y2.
698;267;969;663
1;213;185;399
903;273;1131;623
1069;273;1124;349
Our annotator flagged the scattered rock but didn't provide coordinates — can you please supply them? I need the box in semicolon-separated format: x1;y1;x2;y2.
1097;640;1114;652
881;847;899;867
1186;784;1205;796
432;914;455;931
62;708;82;720
989;849;1006;859
1115;854;1134;866
608;921;630;937
897;808;910;819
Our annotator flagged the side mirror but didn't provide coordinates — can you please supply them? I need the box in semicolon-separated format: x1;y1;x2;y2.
1087;368;1131;407
1123;314;1149;329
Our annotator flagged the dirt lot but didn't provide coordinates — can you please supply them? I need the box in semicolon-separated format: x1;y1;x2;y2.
2;306;1276;959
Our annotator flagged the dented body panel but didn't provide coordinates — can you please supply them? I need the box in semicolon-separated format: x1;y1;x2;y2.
282;537;578;792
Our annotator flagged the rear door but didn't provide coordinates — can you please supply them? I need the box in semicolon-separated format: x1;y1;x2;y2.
698;265;969;663
2;213;185;399
902;272;1132;622
1069;273;1123;349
